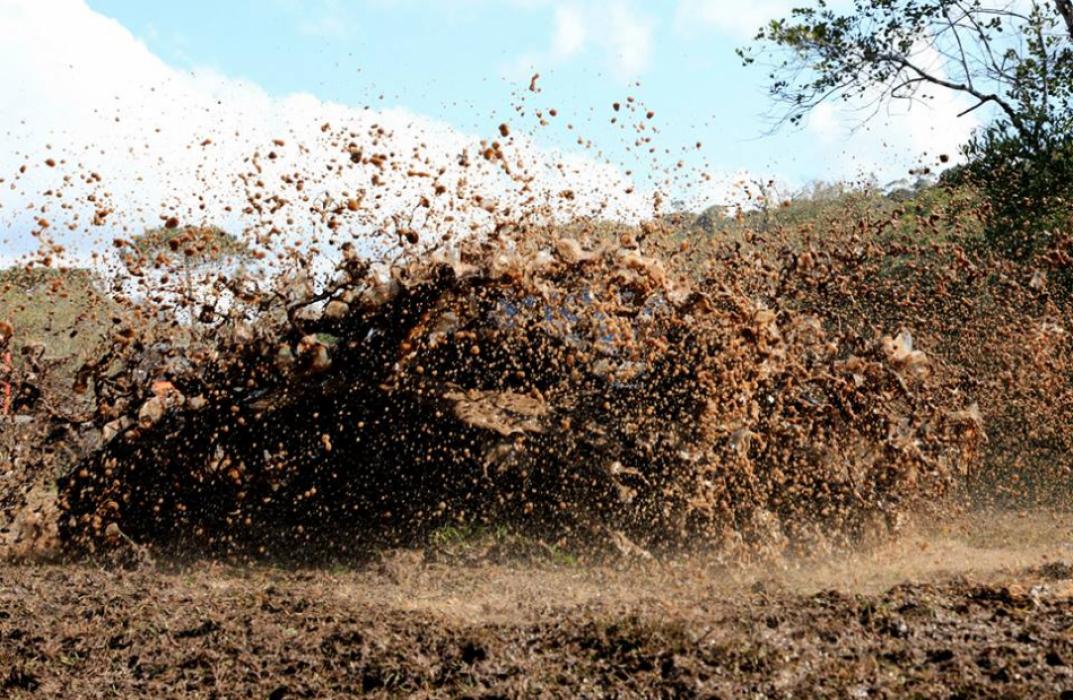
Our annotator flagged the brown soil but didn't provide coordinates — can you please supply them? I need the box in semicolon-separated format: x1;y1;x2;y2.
3;511;1072;698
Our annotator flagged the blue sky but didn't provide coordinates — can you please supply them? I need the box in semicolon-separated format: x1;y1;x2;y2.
81;0;971;186
0;0;980;264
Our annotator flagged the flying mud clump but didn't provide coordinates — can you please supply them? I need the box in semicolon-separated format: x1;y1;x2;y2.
56;222;983;560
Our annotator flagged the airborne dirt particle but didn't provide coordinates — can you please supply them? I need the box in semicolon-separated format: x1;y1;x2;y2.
0;71;1070;576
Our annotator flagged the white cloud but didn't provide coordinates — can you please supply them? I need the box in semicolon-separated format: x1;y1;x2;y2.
273;0;356;39
503;1;653;82
674;0;800;39
551;5;587;58
801;46;980;182
604;1;652;78
0;0;654;269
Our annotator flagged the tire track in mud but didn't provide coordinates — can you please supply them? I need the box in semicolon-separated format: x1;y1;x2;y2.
2;533;1073;698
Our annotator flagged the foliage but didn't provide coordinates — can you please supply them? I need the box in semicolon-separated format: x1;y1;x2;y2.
0;267;113;364
130;225;252;264
124;225;257;311
952;128;1073;259
741;0;1073;254
685;178;984;249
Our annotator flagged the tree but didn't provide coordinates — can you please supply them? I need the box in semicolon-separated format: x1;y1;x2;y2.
740;1;1072;143
740;0;1073;255
127;226;255;312
130;226;252;287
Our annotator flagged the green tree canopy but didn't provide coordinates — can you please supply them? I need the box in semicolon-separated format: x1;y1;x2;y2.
126;225;258;311
130;225;252;266
741;1;1073;149
742;0;1073;256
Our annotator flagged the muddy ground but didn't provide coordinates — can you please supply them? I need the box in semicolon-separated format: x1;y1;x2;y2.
0;512;1071;698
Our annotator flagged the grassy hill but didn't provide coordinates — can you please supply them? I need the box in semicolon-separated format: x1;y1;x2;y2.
0;267;115;395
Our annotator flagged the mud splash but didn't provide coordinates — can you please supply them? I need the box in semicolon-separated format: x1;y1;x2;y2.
3;99;1070;564
52;218;983;559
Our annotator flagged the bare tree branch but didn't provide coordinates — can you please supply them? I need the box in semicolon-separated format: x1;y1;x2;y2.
877;52;1031;138
743;0;1073;167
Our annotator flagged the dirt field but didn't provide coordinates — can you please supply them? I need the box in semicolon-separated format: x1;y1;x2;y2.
1;512;1072;698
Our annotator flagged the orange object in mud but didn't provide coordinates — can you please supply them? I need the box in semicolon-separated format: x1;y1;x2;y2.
151;380;176;398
